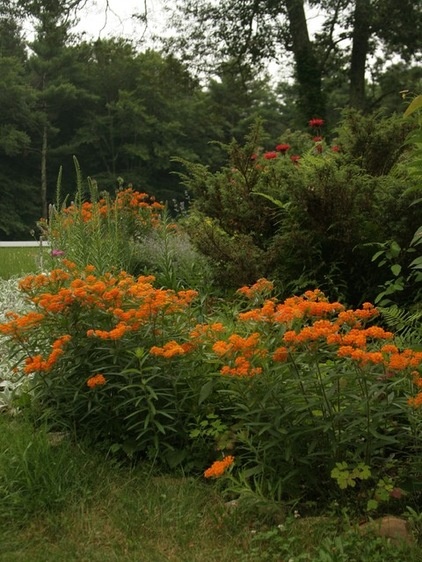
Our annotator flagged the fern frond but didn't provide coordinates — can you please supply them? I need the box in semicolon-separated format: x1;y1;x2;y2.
379;305;422;348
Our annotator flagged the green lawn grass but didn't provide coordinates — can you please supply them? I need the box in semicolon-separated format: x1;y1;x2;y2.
0;247;48;279
0;415;420;562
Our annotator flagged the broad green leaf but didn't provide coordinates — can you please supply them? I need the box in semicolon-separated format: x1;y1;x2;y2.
410;226;422;246
198;379;214;405
409;256;422;269
367;499;379;511
253;191;290;209
390;264;402;276
404;95;422;118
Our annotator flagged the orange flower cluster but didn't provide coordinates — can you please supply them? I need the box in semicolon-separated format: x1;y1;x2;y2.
115;187;164;212
11;266;198;344
61;188;164;228
21;270;70;289
87;323;130;340
212;332;262;357
149;323;226;358
239;289;345;325
1;264;198;375
24;335;72;374
0;311;45;337
237;278;274;299
150;340;191;358
204;455;234;478
273;346;289;362
86;373;107;389
220;357;262;377
189;322;226;343
408;394;422;408
212;332;266;377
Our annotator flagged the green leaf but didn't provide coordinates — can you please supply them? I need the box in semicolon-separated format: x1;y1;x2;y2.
389;241;401;257
390;264;402;276
371;250;385;262
165;449;187;468
253;191;290;210
198;379;214;405
410;256;422;269
410;226;422;247
356;463;371;480
367;499;379;511
404;95;422;118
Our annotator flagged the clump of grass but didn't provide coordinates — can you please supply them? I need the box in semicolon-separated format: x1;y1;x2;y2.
0;415;103;525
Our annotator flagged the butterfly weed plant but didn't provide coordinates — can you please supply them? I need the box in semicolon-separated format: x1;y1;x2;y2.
1;266;421;514
38;159;165;276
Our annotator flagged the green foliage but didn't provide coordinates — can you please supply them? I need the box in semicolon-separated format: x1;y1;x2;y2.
3;413;419;562
0;415;259;562
331;462;371;490
165;0;421;120
236;516;419;562
378;306;422;348
179;112;421;305
0;415;102;524
369;95;422;309
370;237;422;307
2;3;421;237
0;51;40;236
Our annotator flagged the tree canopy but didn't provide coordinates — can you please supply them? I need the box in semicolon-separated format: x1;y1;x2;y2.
0;0;421;238
161;0;422;122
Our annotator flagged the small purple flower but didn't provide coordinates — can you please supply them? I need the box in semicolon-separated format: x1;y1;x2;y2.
51;249;65;258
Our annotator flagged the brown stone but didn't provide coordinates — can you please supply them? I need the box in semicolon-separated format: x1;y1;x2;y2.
359;515;414;545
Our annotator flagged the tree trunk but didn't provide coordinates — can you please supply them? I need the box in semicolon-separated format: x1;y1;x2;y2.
349;0;371;109
41;124;48;219
284;0;325;121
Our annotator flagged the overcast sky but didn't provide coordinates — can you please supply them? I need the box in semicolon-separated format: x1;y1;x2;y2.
70;0;325;82
74;0;166;43
75;1;325;38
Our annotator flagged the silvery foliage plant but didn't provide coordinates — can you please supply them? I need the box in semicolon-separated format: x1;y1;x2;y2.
0;277;32;412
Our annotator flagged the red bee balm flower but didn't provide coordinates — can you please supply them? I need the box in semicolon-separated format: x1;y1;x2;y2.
263;151;278;159
276;143;291;153
290;155;301;163
309;118;324;128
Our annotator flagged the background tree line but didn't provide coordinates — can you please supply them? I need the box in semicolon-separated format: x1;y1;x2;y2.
0;0;421;239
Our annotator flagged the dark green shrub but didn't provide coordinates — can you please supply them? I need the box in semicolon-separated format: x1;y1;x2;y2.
177;112;421;306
